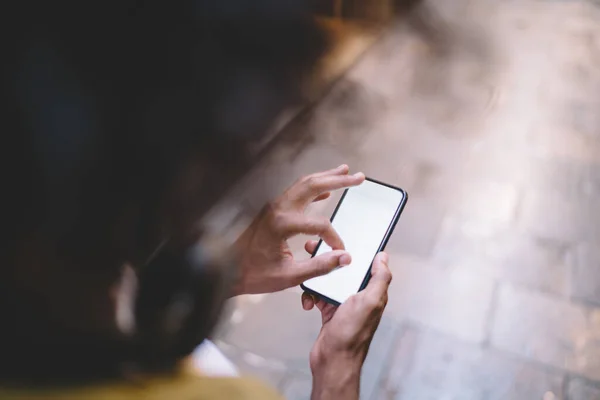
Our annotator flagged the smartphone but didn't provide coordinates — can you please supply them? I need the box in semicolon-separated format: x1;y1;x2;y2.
301;178;408;305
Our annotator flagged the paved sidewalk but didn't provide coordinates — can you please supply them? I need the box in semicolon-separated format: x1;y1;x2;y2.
211;1;600;398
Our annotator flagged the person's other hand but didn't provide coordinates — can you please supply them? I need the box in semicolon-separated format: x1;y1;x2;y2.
302;250;392;400
233;165;365;296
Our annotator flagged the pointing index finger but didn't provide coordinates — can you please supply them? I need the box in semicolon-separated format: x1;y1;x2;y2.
311;164;350;178
277;214;345;250
293;172;365;206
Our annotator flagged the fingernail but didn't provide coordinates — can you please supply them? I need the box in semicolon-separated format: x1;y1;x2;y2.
339;253;352;266
378;252;389;264
353;172;365;179
338;164;348;170
302;297;309;309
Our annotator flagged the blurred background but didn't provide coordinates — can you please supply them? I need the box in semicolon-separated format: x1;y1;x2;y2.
205;0;600;398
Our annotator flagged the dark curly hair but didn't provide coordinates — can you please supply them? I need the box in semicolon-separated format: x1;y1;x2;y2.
0;0;326;384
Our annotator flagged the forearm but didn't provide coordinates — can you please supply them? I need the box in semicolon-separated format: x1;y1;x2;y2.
310;355;361;400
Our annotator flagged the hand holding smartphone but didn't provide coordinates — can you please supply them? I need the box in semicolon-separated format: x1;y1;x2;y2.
301;178;408;305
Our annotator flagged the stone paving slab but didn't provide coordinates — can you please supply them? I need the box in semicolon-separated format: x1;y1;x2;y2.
377;326;564;400
569;242;600;307
434;218;571;297
567;378;600;400
491;284;600;381
519;188;600;245
385;254;495;344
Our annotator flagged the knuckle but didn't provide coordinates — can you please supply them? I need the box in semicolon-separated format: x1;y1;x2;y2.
363;295;380;310
370;294;387;312
371;301;385;314
346;296;359;308
315;260;330;275
306;176;319;190
386;268;393;280
263;200;284;220
265;200;278;213
271;211;289;232
376;293;388;310
307;217;326;233
318;217;331;231
381;271;392;285
299;174;312;185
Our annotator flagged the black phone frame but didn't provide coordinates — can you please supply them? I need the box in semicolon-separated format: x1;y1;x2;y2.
300;177;409;306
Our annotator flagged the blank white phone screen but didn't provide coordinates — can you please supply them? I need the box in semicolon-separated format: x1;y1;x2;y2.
303;180;404;304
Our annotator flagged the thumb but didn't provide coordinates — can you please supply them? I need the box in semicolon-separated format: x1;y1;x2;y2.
363;252;392;298
291;250;352;284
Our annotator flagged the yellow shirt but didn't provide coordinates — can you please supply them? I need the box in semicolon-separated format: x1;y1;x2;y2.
0;375;284;400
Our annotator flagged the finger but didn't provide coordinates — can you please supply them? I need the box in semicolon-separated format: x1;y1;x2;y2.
302;292;315;310
304;240;319;254
289;250;352;284
315;297;328;311
313;192;331;202
290;172;366;206
313;298;336;316
309;164;350;178
277;214;344;250
320;303;337;324
322;303;337;314
363;252;392;300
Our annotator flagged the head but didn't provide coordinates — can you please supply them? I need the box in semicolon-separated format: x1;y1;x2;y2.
0;0;326;384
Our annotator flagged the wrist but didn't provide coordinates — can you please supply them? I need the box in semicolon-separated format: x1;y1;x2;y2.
310;349;362;400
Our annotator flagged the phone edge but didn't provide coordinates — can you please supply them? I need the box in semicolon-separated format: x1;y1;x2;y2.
357;182;408;292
